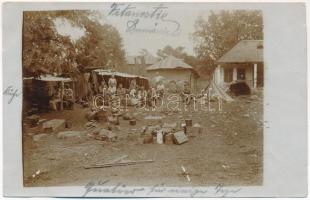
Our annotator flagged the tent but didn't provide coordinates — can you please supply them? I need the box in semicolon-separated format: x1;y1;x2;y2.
207;80;234;102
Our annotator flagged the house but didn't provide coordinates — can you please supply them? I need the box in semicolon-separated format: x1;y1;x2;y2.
214;40;264;91
116;53;159;77
146;55;199;92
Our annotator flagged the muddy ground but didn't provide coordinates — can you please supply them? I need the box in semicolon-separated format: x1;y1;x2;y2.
23;90;263;187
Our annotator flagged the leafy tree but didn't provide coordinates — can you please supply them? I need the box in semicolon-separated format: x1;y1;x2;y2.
157;45;186;59
75;21;125;71
193;10;263;71
22;10;125;76
22;11;79;76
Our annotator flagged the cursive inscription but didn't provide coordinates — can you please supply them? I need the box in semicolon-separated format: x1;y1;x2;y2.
108;3;181;36
83;180;241;197
214;183;242;197
83;180;145;197
3;85;22;104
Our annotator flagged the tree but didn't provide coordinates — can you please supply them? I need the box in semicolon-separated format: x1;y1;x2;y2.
22;11;80;76
22;10;125;76
193;10;263;70
75;22;125;70
157;45;186;59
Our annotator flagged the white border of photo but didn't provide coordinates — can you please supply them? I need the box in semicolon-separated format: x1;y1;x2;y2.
1;0;308;197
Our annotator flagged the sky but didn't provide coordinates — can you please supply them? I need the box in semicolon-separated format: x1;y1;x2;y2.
54;3;211;57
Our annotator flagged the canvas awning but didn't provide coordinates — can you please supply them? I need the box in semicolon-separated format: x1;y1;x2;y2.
24;75;72;82
93;69;150;89
93;69;148;80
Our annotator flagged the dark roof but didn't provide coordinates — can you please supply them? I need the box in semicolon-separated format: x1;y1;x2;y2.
217;40;263;63
146;55;193;71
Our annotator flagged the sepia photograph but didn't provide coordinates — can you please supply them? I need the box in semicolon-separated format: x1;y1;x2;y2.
20;3;265;189
2;1;309;197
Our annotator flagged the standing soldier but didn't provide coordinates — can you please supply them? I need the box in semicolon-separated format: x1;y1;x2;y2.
108;74;117;95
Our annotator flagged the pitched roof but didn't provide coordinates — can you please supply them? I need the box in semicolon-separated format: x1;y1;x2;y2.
146;55;193;71
217;40;263;63
143;54;159;65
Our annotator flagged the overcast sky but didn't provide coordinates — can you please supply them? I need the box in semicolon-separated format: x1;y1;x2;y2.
55;3;211;57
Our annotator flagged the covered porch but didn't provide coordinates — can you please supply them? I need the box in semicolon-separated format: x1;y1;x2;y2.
214;62;264;90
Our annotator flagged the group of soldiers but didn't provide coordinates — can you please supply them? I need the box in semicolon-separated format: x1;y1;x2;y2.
48;72;201;112
93;74;184;110
93;74;196;110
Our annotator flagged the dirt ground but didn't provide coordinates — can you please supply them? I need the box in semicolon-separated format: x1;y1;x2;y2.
23;90;263;187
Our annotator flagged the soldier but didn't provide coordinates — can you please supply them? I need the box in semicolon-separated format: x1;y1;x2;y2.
108;74;117;95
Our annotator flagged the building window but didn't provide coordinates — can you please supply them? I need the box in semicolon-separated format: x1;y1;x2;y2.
237;68;245;80
224;68;233;82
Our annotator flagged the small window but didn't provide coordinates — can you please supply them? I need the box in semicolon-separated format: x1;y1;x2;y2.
237;68;245;80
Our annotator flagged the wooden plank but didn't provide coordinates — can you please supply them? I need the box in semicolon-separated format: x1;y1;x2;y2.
173;131;188;145
103;155;128;165
84;159;154;169
110;155;128;163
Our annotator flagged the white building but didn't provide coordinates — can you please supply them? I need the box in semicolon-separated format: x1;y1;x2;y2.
214;40;264;91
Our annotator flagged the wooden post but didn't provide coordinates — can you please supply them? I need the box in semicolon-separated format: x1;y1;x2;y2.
216;64;221;85
189;73;192;92
253;63;257;89
220;66;224;83
60;81;64;110
72;81;75;102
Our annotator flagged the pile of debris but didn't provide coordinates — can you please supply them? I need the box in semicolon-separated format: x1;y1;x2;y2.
85;121;117;142
25;116;73;142
122;112;137;126
85;109;108;122
141;119;204;145
42;119;66;133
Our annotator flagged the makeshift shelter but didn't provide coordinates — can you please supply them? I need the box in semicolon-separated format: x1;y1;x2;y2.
23;74;74;111
146;55;199;92
93;69;150;89
215;40;264;92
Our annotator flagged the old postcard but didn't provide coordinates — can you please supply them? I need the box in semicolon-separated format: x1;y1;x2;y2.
2;1;308;197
